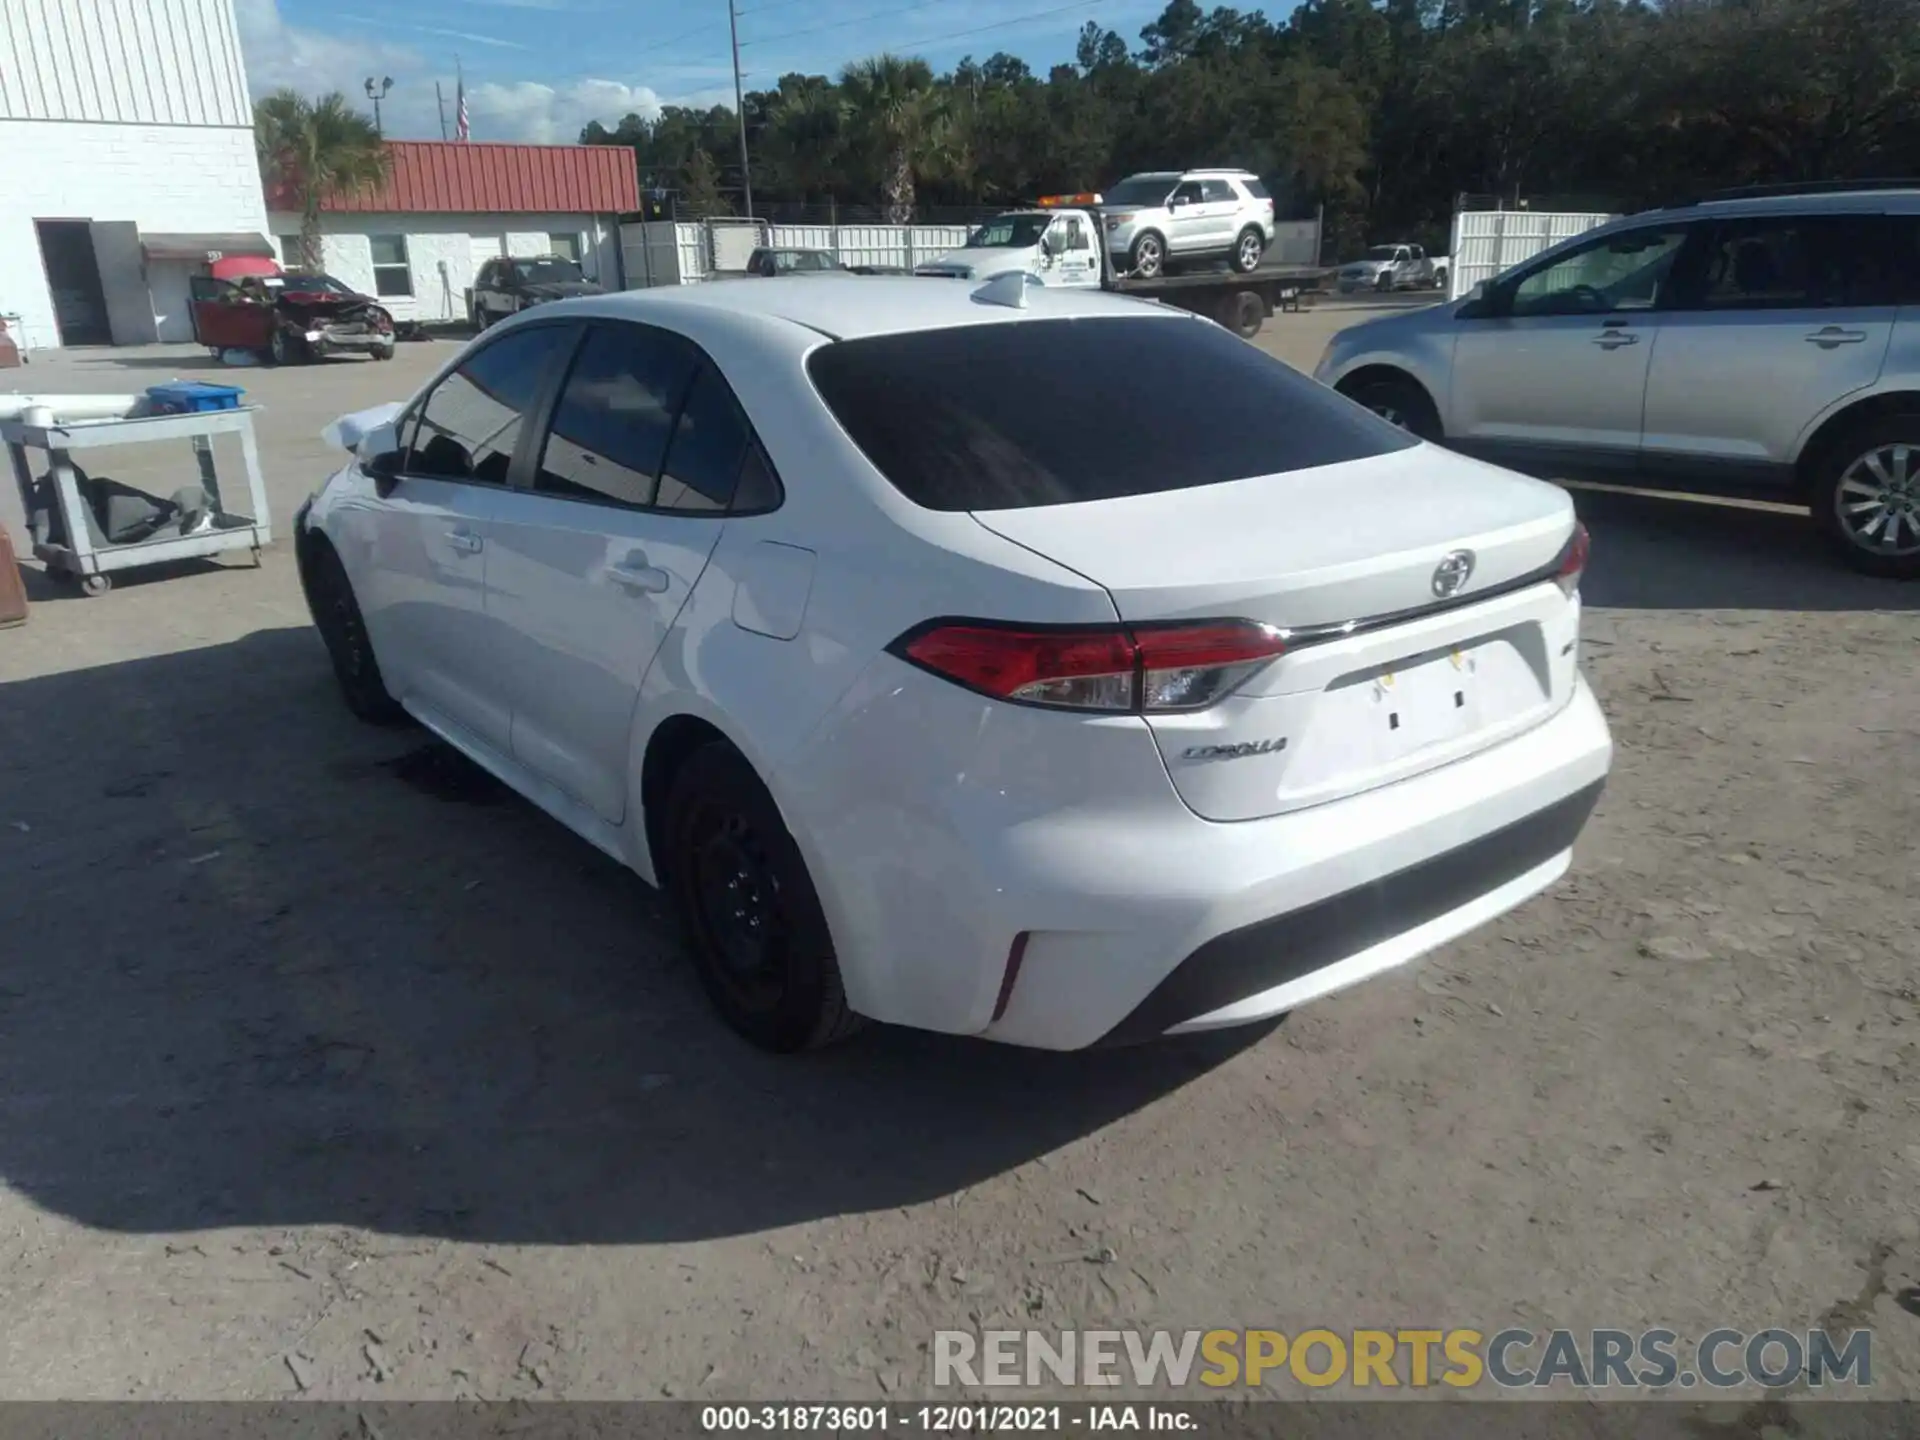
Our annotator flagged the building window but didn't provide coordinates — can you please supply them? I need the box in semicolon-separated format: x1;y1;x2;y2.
370;234;413;297
547;232;581;263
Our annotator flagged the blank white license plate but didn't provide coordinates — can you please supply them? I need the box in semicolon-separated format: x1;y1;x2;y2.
1317;646;1487;771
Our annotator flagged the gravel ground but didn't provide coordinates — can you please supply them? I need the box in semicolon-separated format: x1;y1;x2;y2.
0;306;1915;1406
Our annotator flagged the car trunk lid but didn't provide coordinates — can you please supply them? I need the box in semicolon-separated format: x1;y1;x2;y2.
972;446;1583;821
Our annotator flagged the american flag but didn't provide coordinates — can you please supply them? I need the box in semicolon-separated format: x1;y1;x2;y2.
455;77;470;140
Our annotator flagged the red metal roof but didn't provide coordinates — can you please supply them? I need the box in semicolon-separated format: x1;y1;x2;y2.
269;141;638;216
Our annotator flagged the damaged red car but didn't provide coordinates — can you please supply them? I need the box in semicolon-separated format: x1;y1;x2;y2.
189;255;397;365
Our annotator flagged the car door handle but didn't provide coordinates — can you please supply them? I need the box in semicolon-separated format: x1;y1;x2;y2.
446;527;484;555
1805;327;1868;347
608;555;670;594
1592;331;1639;348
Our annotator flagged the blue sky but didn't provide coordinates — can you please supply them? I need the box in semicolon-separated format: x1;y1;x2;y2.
235;0;1173;144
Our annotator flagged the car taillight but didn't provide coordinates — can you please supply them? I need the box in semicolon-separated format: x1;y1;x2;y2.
892;620;1288;714
1554;521;1590;598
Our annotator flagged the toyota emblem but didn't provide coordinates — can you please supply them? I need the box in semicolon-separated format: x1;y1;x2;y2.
1431;549;1475;598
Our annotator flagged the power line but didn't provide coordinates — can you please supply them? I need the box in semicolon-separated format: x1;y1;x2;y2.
738;0;952;48
873;0;1107;53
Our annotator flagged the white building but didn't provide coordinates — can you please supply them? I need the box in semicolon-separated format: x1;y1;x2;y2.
267;141;639;325
0;0;272;350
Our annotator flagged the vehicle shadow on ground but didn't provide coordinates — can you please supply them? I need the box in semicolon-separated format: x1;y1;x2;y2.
0;625;1266;1245
1570;486;1920;612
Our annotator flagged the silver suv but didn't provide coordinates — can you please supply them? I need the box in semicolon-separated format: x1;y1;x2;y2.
1100;170;1275;279
1314;183;1920;577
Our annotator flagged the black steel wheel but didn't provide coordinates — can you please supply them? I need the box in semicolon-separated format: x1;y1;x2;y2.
304;540;407;725
664;743;863;1053
1343;375;1442;440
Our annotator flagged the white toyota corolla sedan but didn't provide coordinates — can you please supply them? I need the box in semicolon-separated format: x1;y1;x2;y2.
294;274;1613;1054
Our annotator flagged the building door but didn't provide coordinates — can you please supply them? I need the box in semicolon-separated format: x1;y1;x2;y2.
36;220;112;346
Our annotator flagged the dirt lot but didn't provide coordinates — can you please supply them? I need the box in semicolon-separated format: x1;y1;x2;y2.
0;304;1916;1405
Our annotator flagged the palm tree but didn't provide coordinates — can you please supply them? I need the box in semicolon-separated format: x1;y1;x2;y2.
839;55;953;223
254;90;391;270
764;75;849;205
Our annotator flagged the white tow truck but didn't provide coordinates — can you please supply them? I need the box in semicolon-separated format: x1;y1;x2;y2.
913;194;1333;338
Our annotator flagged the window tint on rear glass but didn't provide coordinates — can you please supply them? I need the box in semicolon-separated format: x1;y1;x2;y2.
537;322;698;507
807;316;1416;512
408;324;568;484
1243;178;1271;200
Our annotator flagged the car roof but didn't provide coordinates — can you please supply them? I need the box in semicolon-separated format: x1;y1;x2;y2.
555;275;1190;341
1627;188;1920;223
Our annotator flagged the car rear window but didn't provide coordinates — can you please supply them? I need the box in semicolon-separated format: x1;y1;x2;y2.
805;315;1415;511
1243;178;1271;200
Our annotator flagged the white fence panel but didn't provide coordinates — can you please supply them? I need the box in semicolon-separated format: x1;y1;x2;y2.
1447;210;1616;299
617;221;710;287
708;219;768;272
761;222;974;270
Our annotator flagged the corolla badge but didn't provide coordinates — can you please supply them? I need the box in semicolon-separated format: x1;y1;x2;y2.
1181;737;1288;761
1431;549;1476;598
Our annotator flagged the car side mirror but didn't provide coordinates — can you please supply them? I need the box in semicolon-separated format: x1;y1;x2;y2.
1456;280;1497;319
357;421;404;494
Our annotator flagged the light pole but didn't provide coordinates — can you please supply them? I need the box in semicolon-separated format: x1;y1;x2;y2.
727;0;753;219
364;76;394;136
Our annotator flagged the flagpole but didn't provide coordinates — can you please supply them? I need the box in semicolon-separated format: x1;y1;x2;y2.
436;81;448;140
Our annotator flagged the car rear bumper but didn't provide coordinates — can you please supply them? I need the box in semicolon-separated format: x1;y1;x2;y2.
778;663;1613;1051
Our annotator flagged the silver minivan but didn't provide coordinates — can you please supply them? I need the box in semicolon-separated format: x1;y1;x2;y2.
1314;184;1920;577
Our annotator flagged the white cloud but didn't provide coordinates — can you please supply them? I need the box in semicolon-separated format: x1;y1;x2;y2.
465;79;662;143
235;0;668;142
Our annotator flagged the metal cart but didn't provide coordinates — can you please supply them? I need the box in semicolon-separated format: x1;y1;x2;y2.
2;404;271;595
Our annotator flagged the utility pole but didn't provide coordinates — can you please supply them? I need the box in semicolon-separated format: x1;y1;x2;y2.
727;0;754;219
436;81;449;140
364;76;393;135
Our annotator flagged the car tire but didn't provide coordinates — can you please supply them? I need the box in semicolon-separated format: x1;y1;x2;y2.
304;538;408;726
1343;375;1441;440
663;742;865;1053
1222;289;1264;339
1375;271;1394;293
1809;411;1920;579
1230;227;1265;275
372;344;395;362
1129;231;1166;279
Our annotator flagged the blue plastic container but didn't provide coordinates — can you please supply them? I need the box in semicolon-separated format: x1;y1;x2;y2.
146;382;245;414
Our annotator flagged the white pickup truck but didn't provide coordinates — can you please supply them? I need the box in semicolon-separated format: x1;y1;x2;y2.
1336;243;1449;294
911;195;1331;338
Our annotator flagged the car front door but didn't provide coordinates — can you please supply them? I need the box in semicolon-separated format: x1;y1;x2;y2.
1640;214;1899;483
485;321;747;824
1447;221;1693;471
353;321;575;754
189;276;270;350
1165;181;1209;256
1045;215;1100;287
473;261;499;322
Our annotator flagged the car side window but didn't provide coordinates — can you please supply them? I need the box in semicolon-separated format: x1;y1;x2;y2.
1888;216;1920;305
535;322;698;507
1684;216;1899;310
406;324;570;484
1062;217;1090;251
732;441;781;513
656;366;751;512
1172;181;1206;206
1200;179;1235;203
1507;225;1691;318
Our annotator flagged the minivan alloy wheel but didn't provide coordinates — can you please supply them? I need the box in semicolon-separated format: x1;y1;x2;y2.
1835;442;1920;555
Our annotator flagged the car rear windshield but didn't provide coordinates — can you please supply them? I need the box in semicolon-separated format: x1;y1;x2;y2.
806;316;1416;512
